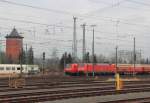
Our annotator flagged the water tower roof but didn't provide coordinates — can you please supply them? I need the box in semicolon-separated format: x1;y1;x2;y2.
6;28;23;38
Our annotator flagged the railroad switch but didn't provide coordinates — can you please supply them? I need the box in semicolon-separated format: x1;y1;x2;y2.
115;73;123;91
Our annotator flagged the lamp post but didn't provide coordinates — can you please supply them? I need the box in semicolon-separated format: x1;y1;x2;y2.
19;47;23;78
133;37;136;76
91;25;96;77
116;46;118;73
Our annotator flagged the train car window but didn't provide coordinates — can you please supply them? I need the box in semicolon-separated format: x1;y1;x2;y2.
12;67;15;70
17;67;20;70
0;67;4;70
6;67;11;70
66;64;71;68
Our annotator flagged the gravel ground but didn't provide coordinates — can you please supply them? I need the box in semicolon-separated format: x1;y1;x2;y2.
43;91;150;103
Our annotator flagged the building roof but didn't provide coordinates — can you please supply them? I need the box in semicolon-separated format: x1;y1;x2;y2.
5;28;24;38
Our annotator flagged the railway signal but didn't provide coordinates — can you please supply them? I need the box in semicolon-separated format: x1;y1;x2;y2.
42;52;45;74
43;52;45;60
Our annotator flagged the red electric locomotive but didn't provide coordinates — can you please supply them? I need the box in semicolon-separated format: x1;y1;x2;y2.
64;63;150;76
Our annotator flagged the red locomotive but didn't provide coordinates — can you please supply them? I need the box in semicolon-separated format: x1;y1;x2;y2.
64;63;150;76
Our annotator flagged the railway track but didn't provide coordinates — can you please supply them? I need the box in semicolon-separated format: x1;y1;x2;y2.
100;97;150;103
1;76;150;102
1;80;150;93
1;81;150;102
0;79;150;92
1;86;150;102
0;75;148;84
0;77;150;86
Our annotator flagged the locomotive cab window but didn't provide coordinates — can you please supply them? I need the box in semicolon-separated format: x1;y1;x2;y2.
66;64;71;68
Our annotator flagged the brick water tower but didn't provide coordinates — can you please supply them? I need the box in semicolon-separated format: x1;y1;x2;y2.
6;28;24;63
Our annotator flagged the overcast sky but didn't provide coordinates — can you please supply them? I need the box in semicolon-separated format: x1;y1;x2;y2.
0;0;150;59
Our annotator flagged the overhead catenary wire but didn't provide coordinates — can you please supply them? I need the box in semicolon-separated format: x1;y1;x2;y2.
0;0;150;58
1;0;150;29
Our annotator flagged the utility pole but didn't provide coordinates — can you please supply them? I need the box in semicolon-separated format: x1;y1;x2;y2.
133;37;136;76
19;49;23;78
63;53;67;69
81;23;86;63
33;27;36;38
53;25;55;35
116;46;118;73
91;25;96;77
0;33;2;64
25;44;28;71
73;17;77;62
140;49;142;64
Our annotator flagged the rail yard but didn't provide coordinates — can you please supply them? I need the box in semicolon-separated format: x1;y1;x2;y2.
0;74;150;102
1;0;150;102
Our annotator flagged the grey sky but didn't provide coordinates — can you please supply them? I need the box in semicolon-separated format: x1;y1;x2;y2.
0;0;150;59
